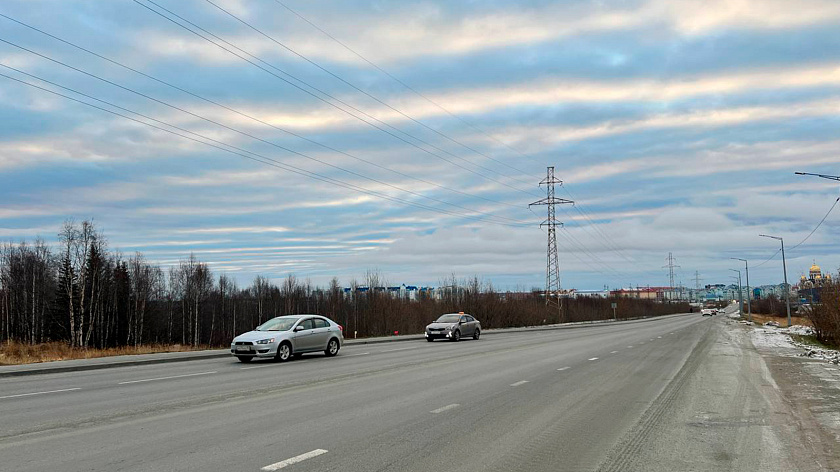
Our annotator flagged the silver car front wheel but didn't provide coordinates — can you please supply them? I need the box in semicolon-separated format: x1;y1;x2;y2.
276;343;292;362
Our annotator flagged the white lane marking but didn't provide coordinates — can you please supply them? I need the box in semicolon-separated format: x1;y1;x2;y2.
670;332;674;334
510;380;529;387
430;403;460;414
588;357;599;361
241;364;273;370
118;371;216;385
610;351;618;354
380;346;417;353
0;387;81;400
657;336;662;339
262;449;328;471
627;346;633;348
557;367;570;371
345;352;370;357
820;378;839;382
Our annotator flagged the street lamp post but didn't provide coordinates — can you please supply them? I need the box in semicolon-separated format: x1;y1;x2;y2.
759;234;792;327
729;269;743;316
731;258;751;322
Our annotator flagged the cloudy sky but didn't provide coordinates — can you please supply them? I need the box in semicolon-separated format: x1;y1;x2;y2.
1;0;839;290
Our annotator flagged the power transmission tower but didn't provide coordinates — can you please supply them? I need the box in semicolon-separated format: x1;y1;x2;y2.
530;166;574;321
662;253;680;301
694;270;703;303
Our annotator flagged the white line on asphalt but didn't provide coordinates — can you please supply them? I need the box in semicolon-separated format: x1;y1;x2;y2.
380;346;417;353
262;449;328;471
627;345;633;348
0;387;81;400
117;371;217;385
588;357;599;361
430;404;460;414
657;336;662;339
345;352;370;357
610;351;618;354
240;364;273;370
557;367;570;371
510;380;529;387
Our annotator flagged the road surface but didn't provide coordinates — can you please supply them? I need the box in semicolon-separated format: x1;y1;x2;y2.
0;314;824;471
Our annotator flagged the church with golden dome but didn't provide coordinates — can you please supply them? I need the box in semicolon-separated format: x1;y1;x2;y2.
799;261;831;289
798;261;832;302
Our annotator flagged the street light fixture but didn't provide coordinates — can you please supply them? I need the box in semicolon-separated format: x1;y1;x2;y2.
729;269;743;316
759;234;792;327
731;257;751;322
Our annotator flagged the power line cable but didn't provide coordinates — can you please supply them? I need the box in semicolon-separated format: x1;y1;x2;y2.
0;42;530;226
0;69;533;228
789;196;839;251
270;0;547;174
134;0;542;199
0;14;526;211
203;0;538;183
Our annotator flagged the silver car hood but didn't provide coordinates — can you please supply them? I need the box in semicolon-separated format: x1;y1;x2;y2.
426;322;458;330
233;330;289;342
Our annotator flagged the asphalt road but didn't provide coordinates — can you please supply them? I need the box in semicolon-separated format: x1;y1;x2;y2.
0;313;821;471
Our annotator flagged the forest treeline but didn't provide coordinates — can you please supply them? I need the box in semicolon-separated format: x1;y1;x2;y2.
1;220;690;348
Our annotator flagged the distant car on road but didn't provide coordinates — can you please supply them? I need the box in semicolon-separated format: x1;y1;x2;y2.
717;308;726;315
701;308;715;316
230;315;343;363
426;313;480;342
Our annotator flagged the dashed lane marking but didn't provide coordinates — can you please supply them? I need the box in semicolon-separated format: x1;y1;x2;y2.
118;371;216;385
510;380;529;387
557;367;570;371
0;387;81;400
430;404;460;414
610;351;618;354
262;449;328;471
588;357;599;361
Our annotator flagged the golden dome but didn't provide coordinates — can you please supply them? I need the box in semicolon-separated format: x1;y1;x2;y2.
810;263;821;273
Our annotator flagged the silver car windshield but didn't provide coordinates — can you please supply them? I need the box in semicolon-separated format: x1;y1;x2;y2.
256;317;299;331
436;314;461;323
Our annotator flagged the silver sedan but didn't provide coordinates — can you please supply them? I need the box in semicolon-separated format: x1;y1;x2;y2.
425;313;481;342
230;315;343;363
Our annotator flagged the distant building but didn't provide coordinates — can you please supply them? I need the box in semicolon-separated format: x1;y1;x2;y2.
797;261;832;303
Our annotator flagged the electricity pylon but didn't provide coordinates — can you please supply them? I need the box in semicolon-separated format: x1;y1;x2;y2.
530;167;573;320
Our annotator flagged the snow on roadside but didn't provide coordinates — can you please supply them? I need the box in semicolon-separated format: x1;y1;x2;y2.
748;323;840;364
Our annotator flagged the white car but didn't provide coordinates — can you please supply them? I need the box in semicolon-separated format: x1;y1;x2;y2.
701;308;715;316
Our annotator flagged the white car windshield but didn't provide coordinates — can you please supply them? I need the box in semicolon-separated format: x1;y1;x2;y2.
436;314;462;323
255;317;299;331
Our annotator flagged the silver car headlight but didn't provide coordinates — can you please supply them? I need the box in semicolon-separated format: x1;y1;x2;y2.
256;338;275;344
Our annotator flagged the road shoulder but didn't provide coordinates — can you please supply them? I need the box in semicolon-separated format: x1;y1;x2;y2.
599;318;827;471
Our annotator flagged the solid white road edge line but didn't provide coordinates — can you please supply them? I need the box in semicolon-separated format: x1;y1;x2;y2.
588;357;599;361
0;387;81;400
510;380;529;387
118;371;217;385
262;449;328;471
557;367;570;371
430;404;460;414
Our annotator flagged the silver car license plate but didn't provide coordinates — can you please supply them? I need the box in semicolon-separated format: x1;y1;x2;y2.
235;346;251;352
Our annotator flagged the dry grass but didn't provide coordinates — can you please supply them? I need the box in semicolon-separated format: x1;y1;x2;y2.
745;312;812;327
0;340;213;366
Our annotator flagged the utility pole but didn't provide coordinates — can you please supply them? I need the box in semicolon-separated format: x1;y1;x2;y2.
731;258;751;322
530;167;573;322
795;172;840;182
729;269;743;315
663;253;680;302
694;271;703;303
760;234;792;327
